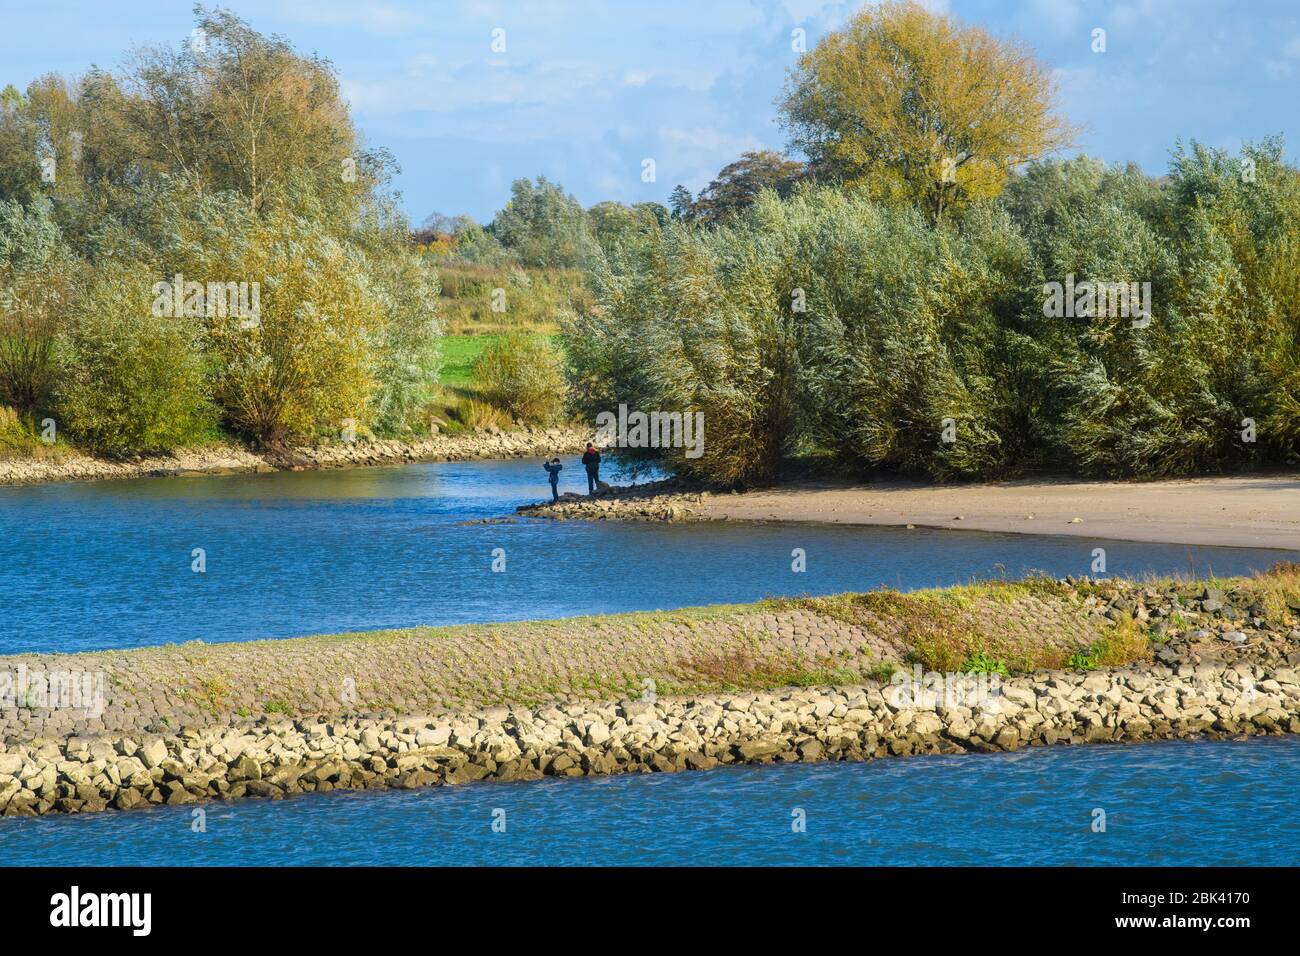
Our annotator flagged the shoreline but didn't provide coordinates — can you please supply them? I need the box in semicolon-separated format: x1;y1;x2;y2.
0;426;589;487
7;436;1295;555
2;571;1297;816
518;473;1300;552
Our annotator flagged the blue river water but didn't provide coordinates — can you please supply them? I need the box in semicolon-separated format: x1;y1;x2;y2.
0;458;1291;654
3;736;1297;866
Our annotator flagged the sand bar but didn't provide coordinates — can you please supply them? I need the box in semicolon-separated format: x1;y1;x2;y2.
699;474;1300;551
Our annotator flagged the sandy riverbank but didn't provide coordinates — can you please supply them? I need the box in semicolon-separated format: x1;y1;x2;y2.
521;473;1300;551
698;475;1300;551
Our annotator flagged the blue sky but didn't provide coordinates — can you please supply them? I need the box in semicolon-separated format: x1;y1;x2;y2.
3;0;1299;224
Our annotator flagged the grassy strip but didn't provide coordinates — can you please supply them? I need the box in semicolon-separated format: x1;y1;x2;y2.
764;566;1300;676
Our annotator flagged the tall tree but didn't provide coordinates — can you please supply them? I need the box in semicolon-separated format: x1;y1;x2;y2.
668;184;695;221
490;176;600;268
779;0;1073;223
121;5;377;218
690;150;805;226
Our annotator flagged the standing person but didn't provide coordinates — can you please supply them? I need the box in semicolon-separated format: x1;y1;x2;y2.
581;443;602;495
543;458;563;502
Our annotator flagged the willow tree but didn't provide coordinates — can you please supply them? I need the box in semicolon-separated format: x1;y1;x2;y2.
779;0;1073;223
120;6;378;220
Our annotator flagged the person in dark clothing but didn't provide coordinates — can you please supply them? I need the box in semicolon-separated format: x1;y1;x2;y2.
543;458;562;502
581;443;601;494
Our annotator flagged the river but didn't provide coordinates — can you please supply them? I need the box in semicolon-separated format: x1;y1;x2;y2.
1;736;1296;865
0;458;1290;654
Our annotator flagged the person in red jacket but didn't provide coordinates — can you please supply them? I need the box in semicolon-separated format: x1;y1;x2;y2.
581;443;601;495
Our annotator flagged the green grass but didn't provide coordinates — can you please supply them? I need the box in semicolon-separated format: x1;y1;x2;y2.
439;333;566;390
432;332;569;432
439;335;497;389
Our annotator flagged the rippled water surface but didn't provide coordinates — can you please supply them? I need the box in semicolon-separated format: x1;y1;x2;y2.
0;459;1290;653
3;737;1296;866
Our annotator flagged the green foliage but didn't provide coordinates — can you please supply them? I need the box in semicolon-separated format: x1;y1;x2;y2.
1015;139;1298;476
0;405;56;458
586;201;664;264
1065;647;1102;671
866;661;898;683
960;650;1009;676
471;333;568;425
779;0;1073;223
205;211;382;445
354;219;442;436
687;150;806;226
435;262;590;335
56;262;217;453
1065;620;1152;671
571;186;1023;483
0;9;441;454
572;138;1300;483
490;176;602;269
0;199;74;415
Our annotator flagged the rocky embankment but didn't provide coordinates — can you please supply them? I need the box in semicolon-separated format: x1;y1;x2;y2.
0;425;587;487
2;572;1298;816
2;663;1295;816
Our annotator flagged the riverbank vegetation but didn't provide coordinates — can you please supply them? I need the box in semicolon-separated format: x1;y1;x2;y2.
564;2;1300;485
3;2;1297;481
423;262;579;431
0;8;442;455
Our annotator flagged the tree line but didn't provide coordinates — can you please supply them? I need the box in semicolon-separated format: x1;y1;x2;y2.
3;1;1296;483
0;7;438;452
563;1;1300;483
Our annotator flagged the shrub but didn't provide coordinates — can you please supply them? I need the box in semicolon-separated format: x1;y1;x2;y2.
56;263;216;454
571;187;1019;483
0;405;45;458
0;199;74;415
571;139;1300;483
471;334;567;425
205;212;382;445
356;221;442;436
